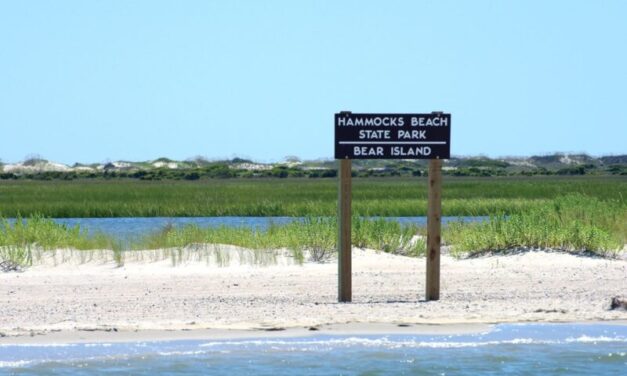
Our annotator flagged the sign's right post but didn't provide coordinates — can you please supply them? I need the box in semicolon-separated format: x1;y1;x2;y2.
426;158;442;301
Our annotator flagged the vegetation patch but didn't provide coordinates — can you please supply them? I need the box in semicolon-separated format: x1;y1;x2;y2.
0;215;122;266
0;216;424;267
1;191;624;267
446;194;626;257
0;176;624;218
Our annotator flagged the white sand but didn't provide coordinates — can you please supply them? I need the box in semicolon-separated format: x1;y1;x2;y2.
0;247;625;341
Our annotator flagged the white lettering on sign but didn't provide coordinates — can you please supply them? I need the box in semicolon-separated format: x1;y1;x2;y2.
358;130;391;139
397;130;426;139
335;112;450;159
338;117;405;127
390;146;432;156
354;146;384;156
410;117;448;127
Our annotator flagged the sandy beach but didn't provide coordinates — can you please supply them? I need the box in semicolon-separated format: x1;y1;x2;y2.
1;247;625;343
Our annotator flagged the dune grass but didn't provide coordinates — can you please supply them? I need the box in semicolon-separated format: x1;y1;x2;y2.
0;215;123;266
0;216;424;266
1;190;624;267
446;194;626;257
133;217;424;261
0;176;624;217
0;215;118;250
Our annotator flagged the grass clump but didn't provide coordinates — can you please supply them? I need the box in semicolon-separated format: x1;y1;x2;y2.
446;194;626;257
0;215;120;266
353;218;424;256
0;245;33;267
133;217;424;263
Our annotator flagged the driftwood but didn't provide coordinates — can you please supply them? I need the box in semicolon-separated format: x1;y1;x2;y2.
0;260;22;273
610;296;627;311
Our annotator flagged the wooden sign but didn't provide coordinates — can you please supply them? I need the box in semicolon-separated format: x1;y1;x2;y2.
335;112;451;159
335;111;451;303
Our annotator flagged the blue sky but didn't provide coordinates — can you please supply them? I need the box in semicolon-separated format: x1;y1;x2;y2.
1;1;625;164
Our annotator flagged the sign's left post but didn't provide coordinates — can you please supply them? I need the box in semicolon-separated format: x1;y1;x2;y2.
338;158;352;302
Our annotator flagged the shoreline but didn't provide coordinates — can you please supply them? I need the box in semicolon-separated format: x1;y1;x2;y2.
2;321;626;345
0;322;491;345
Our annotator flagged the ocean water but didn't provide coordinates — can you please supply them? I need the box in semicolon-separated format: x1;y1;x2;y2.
1;324;625;375
9;216;488;241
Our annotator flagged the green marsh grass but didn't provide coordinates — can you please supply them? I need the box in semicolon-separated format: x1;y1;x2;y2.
0;176;624;217
446;194;626;257
1;187;624;266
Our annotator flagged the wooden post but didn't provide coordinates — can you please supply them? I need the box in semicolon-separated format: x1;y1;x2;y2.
426;158;442;301
338;159;352;302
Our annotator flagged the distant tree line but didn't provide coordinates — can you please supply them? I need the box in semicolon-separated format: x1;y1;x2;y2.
1;162;624;181
0;164;337;181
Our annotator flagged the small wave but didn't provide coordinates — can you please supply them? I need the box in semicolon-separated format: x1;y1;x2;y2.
0;360;34;368
565;335;627;343
157;350;207;356
198;335;627;350
83;343;113;347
